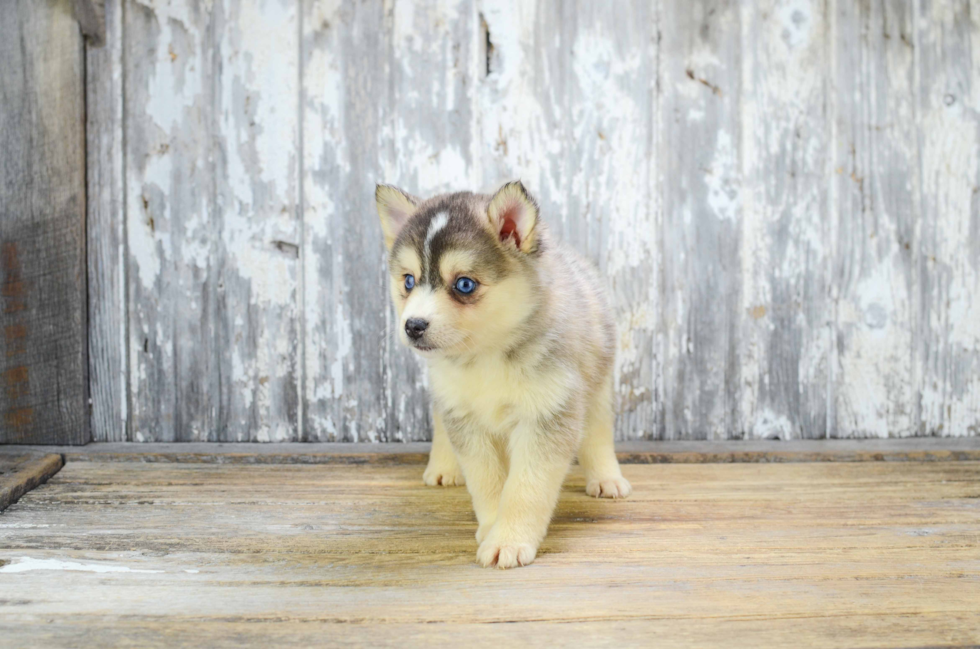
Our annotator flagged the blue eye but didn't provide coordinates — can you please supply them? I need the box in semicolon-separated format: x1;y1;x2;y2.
454;277;477;294
404;274;415;290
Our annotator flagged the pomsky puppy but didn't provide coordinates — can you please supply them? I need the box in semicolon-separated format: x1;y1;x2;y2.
376;181;631;569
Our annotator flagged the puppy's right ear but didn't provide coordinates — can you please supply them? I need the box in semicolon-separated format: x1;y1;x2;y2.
376;184;419;250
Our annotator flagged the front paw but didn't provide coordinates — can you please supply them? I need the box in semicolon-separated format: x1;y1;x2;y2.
422;460;465;487
476;529;538;569
586;475;632;499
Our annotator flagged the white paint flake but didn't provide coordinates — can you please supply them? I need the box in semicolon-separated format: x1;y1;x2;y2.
0;557;163;574
706;131;741;223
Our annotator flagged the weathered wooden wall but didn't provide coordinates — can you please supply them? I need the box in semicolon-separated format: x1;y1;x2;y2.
86;0;980;443
1;0;90;445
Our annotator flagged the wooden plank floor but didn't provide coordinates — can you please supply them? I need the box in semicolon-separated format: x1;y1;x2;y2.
1;460;978;648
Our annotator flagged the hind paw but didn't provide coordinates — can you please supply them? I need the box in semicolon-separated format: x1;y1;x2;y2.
586;475;632;499
423;460;465;487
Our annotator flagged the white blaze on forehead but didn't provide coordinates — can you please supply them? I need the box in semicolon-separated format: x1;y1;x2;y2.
425;212;449;246
423;211;449;268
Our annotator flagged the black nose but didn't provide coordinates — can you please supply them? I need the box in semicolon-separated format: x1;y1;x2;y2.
405;318;429;340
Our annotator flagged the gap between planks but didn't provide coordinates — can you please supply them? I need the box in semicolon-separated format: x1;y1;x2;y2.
1;438;978;466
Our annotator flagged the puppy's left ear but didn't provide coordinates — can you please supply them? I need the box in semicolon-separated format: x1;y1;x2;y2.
376;184;420;250
487;181;539;254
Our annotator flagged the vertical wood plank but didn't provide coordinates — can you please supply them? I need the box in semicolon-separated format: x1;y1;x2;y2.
831;0;916;437
475;0;569;208
914;0;980;436
125;0;215;441
302;0;390;441
658;0;742;439
383;0;481;441
212;0;300;441
87;0;128;441
0;0;89;445
477;0;660;440
739;0;831;439
565;0;659;440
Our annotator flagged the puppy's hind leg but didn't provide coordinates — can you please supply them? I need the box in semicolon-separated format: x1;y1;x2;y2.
423;410;465;487
578;376;631;499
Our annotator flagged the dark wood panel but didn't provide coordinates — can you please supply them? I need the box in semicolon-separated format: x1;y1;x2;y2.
0;0;89;445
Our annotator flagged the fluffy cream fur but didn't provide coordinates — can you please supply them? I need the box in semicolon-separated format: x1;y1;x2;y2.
377;181;630;569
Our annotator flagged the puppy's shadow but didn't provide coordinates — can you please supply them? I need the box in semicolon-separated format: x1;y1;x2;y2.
384;472;479;566
543;477;638;556
384;467;634;566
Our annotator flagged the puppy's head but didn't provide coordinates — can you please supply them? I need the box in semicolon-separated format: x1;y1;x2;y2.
376;181;542;357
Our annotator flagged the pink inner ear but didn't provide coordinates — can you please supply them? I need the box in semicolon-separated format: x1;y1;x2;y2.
391;208;410;231
498;204;522;249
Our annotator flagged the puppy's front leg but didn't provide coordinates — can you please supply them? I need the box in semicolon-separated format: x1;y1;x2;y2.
423;411;465;487
452;434;507;543
476;425;575;569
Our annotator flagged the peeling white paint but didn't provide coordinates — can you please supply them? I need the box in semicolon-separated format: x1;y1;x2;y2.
917;42;980;435
837;258;913;438
750;408;794;440
98;0;980;443
706;131;740;223
0;557;163;574
330;302;352;401
776;0;813;50
0;523;52;529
